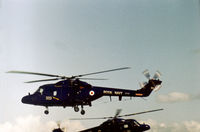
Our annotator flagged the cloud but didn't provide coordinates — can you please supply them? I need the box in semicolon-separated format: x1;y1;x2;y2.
156;92;200;103
184;121;200;132
0;115;85;132
142;119;200;132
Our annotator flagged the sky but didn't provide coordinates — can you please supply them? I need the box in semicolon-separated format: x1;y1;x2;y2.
0;0;200;132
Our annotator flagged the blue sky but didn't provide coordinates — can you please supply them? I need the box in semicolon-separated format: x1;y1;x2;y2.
0;0;200;132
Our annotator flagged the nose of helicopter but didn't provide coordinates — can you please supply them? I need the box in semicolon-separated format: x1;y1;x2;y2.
21;95;36;104
21;95;33;104
141;124;150;131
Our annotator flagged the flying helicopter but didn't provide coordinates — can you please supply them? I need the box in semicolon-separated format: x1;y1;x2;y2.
53;128;64;132
52;122;65;132
7;67;162;115
71;108;163;132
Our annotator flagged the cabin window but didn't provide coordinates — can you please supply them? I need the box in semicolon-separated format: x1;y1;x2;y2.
39;88;44;95
53;91;57;96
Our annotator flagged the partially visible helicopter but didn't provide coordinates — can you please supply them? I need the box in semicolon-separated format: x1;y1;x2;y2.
53;128;64;132
52;122;65;132
8;67;162;115
71;109;163;132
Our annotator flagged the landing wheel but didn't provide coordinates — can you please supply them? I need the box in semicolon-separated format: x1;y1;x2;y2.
44;110;49;115
74;106;79;112
81;110;85;115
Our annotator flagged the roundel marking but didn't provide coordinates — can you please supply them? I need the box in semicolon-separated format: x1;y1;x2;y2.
89;90;95;96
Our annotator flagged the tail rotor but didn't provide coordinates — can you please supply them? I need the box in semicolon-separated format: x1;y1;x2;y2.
154;85;162;92
141;69;162;92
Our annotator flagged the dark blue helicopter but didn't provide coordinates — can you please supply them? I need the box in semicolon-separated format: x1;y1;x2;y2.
71;108;163;132
8;67;162;115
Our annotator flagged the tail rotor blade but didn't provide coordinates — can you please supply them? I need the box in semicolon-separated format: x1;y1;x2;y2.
143;69;150;79
154;85;162;92
153;71;161;80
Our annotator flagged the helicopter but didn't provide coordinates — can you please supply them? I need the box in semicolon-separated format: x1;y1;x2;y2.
7;67;162;115
53;128;64;132
71;108;163;132
52;122;65;132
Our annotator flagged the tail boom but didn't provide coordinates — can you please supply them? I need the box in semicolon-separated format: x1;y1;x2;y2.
93;79;162;98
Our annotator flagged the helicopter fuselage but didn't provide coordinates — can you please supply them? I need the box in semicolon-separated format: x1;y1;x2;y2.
80;118;150;132
21;79;162;114
21;79;161;106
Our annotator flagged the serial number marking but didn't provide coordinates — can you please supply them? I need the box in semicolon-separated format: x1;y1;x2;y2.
46;96;52;100
125;92;130;95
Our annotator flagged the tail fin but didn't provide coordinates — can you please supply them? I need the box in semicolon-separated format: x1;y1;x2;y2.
136;79;162;97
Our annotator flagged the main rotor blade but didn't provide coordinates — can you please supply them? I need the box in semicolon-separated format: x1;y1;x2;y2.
74;67;131;78
25;78;61;83
7;71;61;78
25;77;107;83
78;78;108;80
70;109;163;120
117;109;163;118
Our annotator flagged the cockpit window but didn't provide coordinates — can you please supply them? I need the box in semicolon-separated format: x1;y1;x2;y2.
133;121;140;126
53;91;57;96
79;81;92;89
39;88;44;95
55;81;64;85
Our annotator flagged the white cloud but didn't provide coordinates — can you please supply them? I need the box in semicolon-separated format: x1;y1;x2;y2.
143;119;200;132
184;121;200;132
0;115;85;132
156;92;200;103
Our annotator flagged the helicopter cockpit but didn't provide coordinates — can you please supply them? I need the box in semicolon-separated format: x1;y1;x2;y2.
55;80;69;85
130;120;141;127
35;84;59;97
72;79;92;89
54;79;92;89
